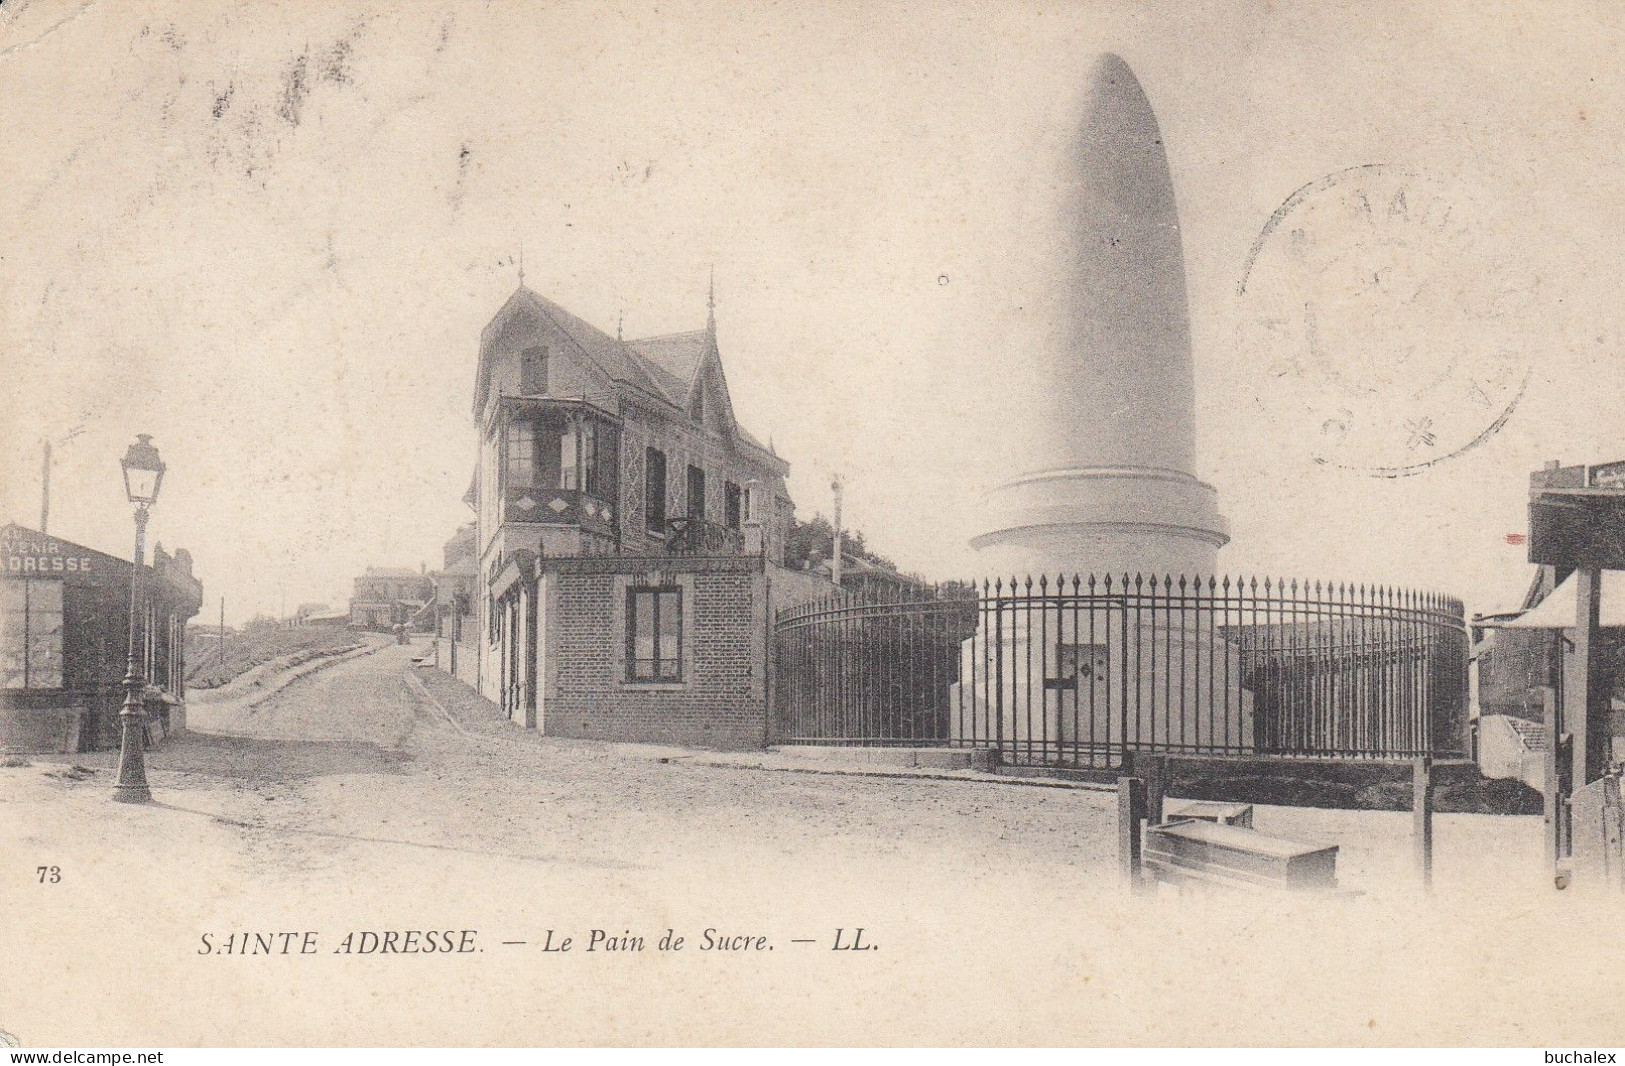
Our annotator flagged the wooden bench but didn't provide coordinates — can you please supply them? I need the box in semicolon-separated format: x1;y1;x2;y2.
1144;819;1339;892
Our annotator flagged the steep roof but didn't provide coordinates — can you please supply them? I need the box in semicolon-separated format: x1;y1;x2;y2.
476;287;664;413
625;328;709;404
472;286;788;478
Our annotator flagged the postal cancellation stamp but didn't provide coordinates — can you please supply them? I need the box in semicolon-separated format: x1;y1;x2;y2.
1237;163;1533;478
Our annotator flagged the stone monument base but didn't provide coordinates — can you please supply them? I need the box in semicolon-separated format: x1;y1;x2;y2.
950;608;1255;764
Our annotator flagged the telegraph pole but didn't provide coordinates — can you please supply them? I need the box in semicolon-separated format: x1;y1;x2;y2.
830;473;844;589
40;440;50;533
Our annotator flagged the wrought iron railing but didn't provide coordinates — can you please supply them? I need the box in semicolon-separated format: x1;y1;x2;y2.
664;516;746;556
774;584;977;747
773;574;1469;769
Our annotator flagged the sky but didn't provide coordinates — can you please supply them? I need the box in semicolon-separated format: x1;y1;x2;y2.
2;0;1623;623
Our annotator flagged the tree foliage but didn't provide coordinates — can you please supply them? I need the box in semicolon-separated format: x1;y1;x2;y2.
784;512;897;573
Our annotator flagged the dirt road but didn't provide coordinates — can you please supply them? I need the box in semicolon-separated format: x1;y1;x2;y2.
3;643;1620;1046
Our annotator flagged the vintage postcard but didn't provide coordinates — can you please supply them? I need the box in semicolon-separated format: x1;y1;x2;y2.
2;0;1623;1050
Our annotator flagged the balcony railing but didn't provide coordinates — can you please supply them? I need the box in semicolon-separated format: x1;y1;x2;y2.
664;516;745;556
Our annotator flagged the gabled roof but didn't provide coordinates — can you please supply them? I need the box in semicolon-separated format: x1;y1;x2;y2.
627;326;743;438
476;287;664;415
625;329;709;403
471;285;789;478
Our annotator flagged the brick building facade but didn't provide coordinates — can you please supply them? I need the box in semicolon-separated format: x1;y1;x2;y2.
459;282;810;748
533;556;769;748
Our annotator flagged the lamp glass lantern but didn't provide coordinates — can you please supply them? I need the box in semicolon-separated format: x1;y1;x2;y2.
121;434;166;506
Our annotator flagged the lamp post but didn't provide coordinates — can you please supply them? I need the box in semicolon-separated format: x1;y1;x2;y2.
112;434;165;804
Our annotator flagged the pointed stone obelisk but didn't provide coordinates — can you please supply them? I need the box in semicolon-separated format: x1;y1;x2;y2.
971;53;1228;578
953;55;1251;762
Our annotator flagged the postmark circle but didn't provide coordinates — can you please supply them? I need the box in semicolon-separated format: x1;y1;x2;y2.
1237;164;1532;478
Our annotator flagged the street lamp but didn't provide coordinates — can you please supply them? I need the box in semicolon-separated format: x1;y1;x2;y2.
112;434;165;804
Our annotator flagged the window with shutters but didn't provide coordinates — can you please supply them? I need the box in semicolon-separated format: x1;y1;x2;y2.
687;465;705;520
645;448;667;533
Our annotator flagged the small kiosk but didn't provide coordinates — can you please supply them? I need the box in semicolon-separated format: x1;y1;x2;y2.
0;523;202;754
1523;461;1625;888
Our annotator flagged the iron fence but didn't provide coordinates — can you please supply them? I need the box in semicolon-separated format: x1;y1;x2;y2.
665;516;746;556
774;584;977;747
774;574;1469;770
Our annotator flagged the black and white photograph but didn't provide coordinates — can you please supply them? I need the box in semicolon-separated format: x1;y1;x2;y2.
1;0;1622;1051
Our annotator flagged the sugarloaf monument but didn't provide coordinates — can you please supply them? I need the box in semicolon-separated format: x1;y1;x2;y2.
971;53;1228;578
954;54;1250;759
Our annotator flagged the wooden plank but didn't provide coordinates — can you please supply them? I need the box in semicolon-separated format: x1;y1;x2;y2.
1165;800;1253;828
1149;819;1332;860
1543;685;1562;874
1414;756;1433;893
1117;776;1147;893
1569;567;1601;784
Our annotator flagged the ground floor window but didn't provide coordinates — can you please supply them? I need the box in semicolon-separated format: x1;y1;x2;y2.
627;586;682;681
1;579;63;690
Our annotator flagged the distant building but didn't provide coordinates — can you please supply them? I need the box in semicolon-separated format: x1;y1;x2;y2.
430;523;478;685
0;523;203;753
462;282;812;746
349;566;432;631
